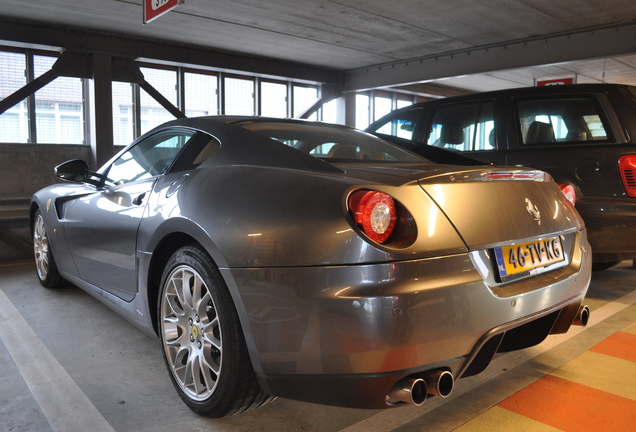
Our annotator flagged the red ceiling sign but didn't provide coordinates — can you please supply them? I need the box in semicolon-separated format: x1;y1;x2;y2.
144;0;182;24
536;77;575;86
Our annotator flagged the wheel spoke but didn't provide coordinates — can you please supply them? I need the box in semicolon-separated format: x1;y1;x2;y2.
198;351;218;390
202;318;221;350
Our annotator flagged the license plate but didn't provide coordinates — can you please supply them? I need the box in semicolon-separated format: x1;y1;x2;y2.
494;236;565;281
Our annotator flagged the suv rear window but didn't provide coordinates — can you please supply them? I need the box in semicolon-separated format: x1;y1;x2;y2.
517;96;612;145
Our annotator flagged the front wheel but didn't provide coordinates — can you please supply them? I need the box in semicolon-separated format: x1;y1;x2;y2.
158;245;273;417
32;209;64;288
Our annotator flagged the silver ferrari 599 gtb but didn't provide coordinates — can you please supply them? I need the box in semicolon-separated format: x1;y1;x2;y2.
30;117;591;417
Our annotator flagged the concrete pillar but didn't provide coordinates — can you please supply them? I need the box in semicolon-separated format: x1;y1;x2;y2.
344;92;356;128
87;53;114;169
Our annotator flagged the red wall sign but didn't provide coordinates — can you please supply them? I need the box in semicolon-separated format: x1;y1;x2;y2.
144;0;182;24
536;77;575;86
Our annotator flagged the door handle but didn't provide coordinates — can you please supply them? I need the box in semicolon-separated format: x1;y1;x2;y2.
132;192;146;206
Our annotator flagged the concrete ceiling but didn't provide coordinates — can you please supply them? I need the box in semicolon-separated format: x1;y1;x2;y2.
1;0;636;96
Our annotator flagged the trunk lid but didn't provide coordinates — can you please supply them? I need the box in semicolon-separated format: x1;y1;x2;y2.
417;168;584;250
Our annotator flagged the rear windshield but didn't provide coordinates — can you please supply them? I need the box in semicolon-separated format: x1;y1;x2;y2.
240;122;425;163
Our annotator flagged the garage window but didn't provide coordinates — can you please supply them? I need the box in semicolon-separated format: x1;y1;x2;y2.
34;55;84;144
260;81;287;117
293;85;319;120
185;71;218;117
0;51;28;143
224;76;255;115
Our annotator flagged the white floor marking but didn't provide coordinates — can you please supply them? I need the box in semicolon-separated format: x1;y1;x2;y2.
0;289;115;432
339;288;636;432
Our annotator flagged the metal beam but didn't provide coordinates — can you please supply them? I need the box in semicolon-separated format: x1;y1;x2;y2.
345;22;636;92
0;51;91;115
112;57;186;120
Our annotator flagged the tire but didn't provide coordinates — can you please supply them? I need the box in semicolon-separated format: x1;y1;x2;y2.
32;209;64;288
158;245;274;417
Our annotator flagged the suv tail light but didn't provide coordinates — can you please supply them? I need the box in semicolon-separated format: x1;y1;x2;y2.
619;155;636;198
558;184;576;205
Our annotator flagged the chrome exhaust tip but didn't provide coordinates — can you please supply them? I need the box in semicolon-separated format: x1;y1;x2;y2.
573;304;590;327
424;370;454;398
387;378;428;406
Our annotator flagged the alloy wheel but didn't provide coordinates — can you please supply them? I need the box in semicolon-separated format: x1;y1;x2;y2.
161;265;222;401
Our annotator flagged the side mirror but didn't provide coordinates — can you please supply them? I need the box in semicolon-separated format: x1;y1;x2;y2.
55;160;89;182
54;160;104;186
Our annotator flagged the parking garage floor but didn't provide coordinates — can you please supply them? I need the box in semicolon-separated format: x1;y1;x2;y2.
1;259;635;432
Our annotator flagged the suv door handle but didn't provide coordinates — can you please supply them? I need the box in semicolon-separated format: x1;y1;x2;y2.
132;192;146;206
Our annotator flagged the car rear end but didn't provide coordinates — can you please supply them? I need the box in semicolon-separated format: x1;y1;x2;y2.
232;164;591;409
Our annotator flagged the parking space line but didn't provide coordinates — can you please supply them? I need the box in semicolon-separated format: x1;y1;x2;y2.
338;289;636;432
0;290;115;432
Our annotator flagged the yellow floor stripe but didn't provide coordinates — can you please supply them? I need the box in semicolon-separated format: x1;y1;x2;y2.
623;321;636;335
454;406;563;432
550;350;636;401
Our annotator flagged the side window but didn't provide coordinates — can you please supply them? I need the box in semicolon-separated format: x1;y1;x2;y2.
426;100;495;151
169;133;222;172
371;110;421;140
517;96;612;145
105;129;195;185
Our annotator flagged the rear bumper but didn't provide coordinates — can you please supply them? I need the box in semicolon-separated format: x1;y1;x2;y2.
259;296;585;409
222;229;591;408
576;196;636;262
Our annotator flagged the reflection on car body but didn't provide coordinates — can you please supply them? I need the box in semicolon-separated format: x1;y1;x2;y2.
31;117;591;417
367;84;636;269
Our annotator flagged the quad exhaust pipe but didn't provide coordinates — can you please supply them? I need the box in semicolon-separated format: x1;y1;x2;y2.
573;304;590;327
387;377;428;406
423;370;454;398
387;370;454;406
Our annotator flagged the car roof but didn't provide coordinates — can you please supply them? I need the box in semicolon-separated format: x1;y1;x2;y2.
401;83;633;110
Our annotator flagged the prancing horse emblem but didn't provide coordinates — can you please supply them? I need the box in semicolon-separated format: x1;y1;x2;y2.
525;198;541;225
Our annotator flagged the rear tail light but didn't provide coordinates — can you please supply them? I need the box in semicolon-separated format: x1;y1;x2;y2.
349;190;397;243
619;155;636;198
559;184;577;205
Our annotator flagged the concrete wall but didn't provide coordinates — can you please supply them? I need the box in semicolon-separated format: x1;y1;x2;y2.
0;143;93;261
0;144;93;198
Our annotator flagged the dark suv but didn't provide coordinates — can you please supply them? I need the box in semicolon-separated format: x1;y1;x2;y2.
367;84;636;268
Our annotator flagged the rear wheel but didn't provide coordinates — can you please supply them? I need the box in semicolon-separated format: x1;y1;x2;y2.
158;245;273;417
32;209;63;288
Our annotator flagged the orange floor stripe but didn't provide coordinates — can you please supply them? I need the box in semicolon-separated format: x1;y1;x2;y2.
590;331;636;362
498;374;636;432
